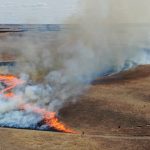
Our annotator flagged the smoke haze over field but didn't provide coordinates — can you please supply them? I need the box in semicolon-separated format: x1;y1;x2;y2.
0;0;150;129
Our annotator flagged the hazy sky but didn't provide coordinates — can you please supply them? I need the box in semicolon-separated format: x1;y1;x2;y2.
0;0;150;24
0;0;78;24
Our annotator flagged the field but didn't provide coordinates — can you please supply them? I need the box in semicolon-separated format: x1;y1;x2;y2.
0;65;149;150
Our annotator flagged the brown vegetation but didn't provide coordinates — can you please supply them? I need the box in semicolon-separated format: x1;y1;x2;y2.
0;65;150;149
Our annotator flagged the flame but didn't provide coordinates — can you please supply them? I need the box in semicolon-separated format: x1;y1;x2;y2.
0;74;76;133
21;104;76;133
45;112;76;133
0;75;24;93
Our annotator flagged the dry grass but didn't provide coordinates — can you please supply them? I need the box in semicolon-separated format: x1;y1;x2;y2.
0;128;149;150
0;128;99;150
61;65;150;136
0;65;150;150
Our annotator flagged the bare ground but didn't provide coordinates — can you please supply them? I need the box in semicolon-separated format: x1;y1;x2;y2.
0;65;150;150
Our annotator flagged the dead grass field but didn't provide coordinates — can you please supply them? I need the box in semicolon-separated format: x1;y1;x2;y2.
0;65;150;150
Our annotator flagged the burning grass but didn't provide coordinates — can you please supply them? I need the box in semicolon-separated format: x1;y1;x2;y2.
0;74;77;134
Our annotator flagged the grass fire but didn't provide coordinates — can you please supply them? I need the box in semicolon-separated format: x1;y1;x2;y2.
0;0;150;149
0;74;76;133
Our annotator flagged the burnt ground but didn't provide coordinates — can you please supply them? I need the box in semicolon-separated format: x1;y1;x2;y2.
0;65;150;150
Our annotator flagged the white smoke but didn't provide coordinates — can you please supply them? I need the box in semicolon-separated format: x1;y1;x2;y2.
0;0;150;129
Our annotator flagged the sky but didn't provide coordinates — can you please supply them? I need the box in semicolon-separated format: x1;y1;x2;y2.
0;0;150;24
0;0;78;24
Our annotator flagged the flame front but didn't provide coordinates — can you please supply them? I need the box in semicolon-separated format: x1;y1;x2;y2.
0;74;76;133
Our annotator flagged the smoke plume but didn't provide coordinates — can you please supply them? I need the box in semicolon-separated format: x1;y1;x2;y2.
0;0;150;129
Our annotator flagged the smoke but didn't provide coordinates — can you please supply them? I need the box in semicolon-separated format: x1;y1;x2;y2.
0;0;150;129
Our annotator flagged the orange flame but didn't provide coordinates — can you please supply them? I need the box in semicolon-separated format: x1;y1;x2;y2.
21;104;76;133
44;112;76;133
0;74;76;133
